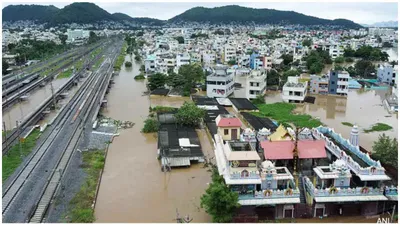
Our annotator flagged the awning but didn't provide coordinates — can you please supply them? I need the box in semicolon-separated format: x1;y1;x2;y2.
239;197;300;206
358;174;392;181
314;195;388;203
162;157;190;167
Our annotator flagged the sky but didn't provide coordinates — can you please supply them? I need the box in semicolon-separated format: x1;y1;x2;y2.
1;1;398;24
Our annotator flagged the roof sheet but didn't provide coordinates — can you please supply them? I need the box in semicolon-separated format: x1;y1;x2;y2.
227;151;261;161
261;140;327;160
217;117;242;127
229;98;259;111
241;112;277;132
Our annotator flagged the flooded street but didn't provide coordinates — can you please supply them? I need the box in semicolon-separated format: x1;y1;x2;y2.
2;78;69;130
94;56;212;223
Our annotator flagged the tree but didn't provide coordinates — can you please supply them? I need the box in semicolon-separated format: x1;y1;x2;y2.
334;56;345;63
281;70;301;86
266;69;280;86
345;57;354;63
175;36;185;44
88;31;100;44
281;54;293;66
302;39;312;47
142;118;159;133
147;73;166;91
372;134;398;169
227;60;236;65
200;167;240;223
140;64;145;72
252;94;265;104
166;72;186;88
390;60;398;67
355;60;375;78
2;59;10;75
59;34;68;45
178;64;204;94
382;42;393;48
175;102;206;126
125;61;132;67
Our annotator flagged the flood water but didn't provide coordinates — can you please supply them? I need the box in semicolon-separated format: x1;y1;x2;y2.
295;89;397;151
2;78;69;130
94;56;212;223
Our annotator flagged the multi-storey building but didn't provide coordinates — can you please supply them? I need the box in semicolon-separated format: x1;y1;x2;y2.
282;76;308;103
246;69;267;99
206;66;235;98
224;44;236;63
176;53;190;68
377;64;396;85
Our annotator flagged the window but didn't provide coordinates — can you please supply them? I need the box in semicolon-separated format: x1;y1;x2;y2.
331;81;335;84
224;129;229;135
331;89;334;92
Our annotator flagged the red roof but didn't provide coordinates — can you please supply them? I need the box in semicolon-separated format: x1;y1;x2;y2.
217;117;242;127
261;140;327;160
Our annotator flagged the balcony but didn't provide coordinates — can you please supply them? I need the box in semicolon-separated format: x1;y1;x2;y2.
303;176;388;202
237;188;301;205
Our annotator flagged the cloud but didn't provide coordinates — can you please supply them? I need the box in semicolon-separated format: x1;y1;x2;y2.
2;2;398;24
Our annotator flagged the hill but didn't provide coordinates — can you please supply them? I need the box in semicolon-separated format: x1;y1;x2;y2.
169;5;362;29
49;2;115;24
2;4;59;22
112;12;134;21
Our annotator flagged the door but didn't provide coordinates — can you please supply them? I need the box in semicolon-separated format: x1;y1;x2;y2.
284;209;293;218
231;128;238;140
315;208;324;217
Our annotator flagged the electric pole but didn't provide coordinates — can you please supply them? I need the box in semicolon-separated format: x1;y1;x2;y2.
17;120;22;158
50;81;56;110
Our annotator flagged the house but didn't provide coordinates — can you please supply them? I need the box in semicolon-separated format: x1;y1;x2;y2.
206;66;235;98
309;71;349;96
282;76;308;103
377;64;396;85
144;54;156;73
216;114;242;140
224;44;236;63
176;53;190;68
246;69;267;99
157;113;204;171
249;52;264;69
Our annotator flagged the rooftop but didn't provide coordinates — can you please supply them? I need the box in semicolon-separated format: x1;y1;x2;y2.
229;98;259;111
261;140;327;160
216;114;242;127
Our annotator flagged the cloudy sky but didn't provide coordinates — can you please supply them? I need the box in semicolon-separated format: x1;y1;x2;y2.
2;1;398;24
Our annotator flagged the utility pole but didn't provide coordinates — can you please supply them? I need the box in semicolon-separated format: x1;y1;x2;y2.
391;205;396;223
3;122;8;153
17;120;22;158
50;81;56;110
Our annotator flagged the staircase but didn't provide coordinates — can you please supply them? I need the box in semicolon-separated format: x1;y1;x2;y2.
298;176;306;204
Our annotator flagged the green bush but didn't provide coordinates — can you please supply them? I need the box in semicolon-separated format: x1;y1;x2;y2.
364;123;393;133
134;74;145;80
125;61;132;67
142;119;159;133
345;57;354;63
334;56;345;63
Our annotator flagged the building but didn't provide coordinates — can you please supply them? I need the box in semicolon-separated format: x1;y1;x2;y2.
249;52;264;69
282;76;308;103
176;53;190;68
328;44;344;59
215;114;242;140
206;66;235;98
224;44;236;63
377;64;396;85
309;71;349;96
246;70;267;99
144;54;156;73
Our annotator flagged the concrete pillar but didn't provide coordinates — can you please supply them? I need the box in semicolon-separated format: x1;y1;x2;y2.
322;180;325;189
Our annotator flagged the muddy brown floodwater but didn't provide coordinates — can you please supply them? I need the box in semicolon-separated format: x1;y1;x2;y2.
94;56;212;223
294;89;398;151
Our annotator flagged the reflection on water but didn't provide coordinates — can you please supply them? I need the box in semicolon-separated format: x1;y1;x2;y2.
292;89;397;151
2;78;69;130
94;56;212;223
382;47;398;61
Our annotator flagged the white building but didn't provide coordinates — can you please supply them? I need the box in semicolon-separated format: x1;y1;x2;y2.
337;71;350;96
282;76;308;103
329;44;344;59
176;53;190;68
144;54;156;73
206;66;235;98
224;44;236;63
246;70;267;99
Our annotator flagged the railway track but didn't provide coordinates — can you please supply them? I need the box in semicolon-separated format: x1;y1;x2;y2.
2;40;112;155
2;41;105;104
2;39;122;223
